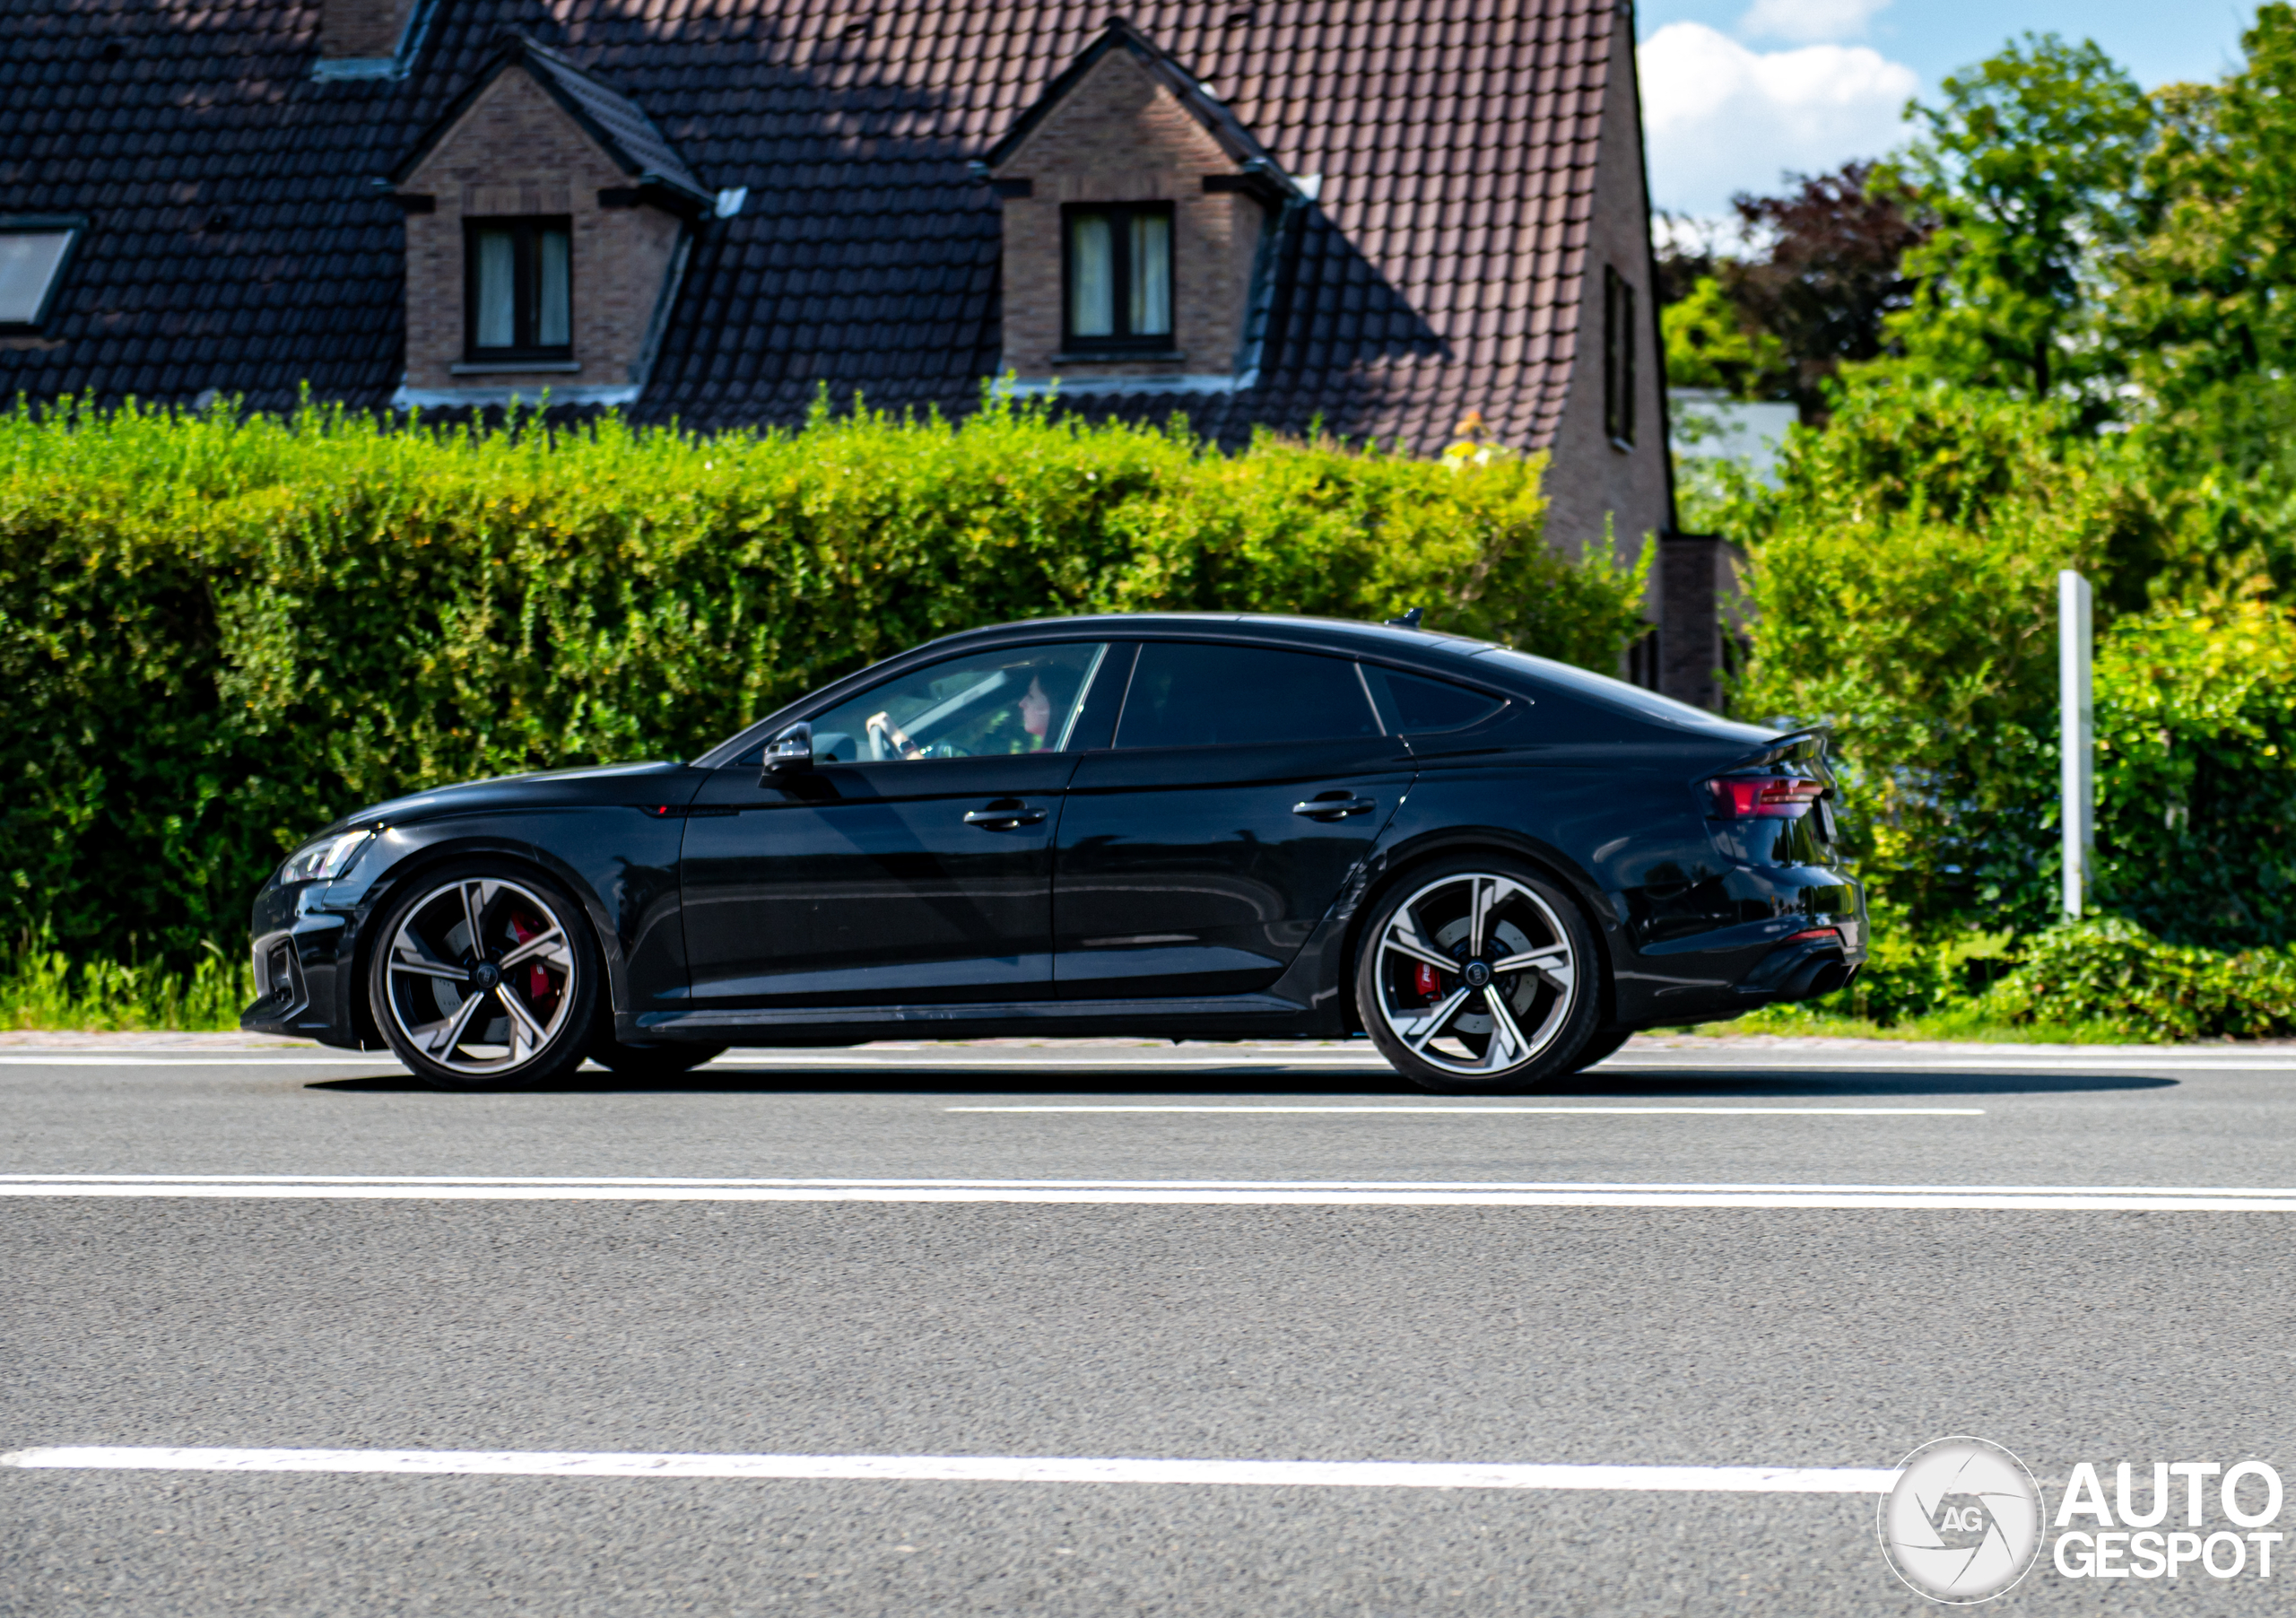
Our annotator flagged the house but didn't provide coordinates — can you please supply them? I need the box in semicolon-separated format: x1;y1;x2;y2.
0;0;1735;706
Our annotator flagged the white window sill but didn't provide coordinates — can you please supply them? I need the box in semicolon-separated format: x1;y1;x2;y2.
1050;351;1187;365
451;360;582;375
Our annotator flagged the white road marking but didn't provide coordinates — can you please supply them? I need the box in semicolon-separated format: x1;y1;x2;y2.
0;1048;2288;1071
1;1176;2291;1209
946;1105;1984;1116
0;1057;404;1066
0;1445;1898;1494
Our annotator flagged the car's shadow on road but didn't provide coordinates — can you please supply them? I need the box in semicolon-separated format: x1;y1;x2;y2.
309;1065;2179;1100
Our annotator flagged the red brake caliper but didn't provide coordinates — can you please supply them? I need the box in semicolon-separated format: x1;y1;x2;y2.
508;915;554;1013
1413;962;1441;1002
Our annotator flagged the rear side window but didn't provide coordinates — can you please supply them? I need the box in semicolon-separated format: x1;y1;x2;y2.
1361;666;1504;734
1116;642;1380;749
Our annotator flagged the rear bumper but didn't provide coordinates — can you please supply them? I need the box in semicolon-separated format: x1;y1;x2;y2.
1736;929;1860;1001
1611;862;1866;1027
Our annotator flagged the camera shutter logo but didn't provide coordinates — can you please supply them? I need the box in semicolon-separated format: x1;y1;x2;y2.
1878;1437;2044;1603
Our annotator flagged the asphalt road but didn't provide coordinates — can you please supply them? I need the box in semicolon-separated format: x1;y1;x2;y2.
5;1036;2296;1615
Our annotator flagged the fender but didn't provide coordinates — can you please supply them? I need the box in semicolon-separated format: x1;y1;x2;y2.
318;812;688;1048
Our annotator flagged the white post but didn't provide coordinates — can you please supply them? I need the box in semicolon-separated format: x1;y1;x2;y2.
2059;570;2094;918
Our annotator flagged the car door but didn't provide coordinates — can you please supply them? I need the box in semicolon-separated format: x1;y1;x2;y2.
1052;639;1416;999
679;640;1111;1008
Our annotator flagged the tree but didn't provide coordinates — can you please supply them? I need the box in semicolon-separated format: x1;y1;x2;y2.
2116;6;2296;483
1883;35;2152;401
1662;274;1789;398
1730;162;1927;413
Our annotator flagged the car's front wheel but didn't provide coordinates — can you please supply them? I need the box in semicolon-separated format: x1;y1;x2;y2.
1355;857;1601;1094
368;864;600;1092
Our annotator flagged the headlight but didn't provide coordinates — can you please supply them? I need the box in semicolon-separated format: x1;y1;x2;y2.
280;830;374;885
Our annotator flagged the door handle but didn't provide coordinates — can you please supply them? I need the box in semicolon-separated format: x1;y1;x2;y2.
1293;796;1378;821
963;804;1048;830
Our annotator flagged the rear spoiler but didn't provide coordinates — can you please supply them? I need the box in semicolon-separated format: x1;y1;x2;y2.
1723;726;1831;773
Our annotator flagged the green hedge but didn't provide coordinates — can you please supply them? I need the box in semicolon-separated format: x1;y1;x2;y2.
1;392;1651;964
1745;914;2296;1042
1726;376;2296;946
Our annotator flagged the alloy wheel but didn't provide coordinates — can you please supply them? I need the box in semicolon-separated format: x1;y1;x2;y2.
1369;871;1578;1077
379;876;579;1079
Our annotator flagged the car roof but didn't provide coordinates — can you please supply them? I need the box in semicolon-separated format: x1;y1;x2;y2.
696;612;1764;765
926;612;1505;666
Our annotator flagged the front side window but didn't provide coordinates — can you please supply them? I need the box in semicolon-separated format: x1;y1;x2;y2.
465;217;571;360
0;216;84;331
809;643;1109;763
1115;643;1381;750
1065;204;1172;349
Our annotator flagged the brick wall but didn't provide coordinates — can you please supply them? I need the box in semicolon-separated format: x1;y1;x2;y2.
321;0;415;59
1538;6;1679;667
1659;534;1748;711
991;53;1265;381
1525;6;1704;700
397;69;682;395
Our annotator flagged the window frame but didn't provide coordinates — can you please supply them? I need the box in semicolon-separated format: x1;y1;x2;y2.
462;215;574;363
1602;265;1637;449
1060;202;1177;353
0;214;88;334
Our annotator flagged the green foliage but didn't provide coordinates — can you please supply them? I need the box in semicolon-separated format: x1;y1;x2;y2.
1883;33;2153;401
1979;918;2296;1040
1727;377;2135;926
2090;595;2296;945
1662;275;1789;398
0;929;254;1032
1730;915;2296;1043
1723;372;2296;947
2114;6;2296;503
0;391;1652;973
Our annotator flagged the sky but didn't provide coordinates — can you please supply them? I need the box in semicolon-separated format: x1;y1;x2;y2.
1636;0;2261;224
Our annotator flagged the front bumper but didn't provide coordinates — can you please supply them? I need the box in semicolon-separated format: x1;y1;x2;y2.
239;879;367;1048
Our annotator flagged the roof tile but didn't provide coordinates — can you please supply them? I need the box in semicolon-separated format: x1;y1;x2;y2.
0;0;1631;452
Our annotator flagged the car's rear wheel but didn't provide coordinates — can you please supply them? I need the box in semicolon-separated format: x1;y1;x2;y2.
369;864;600;1092
1355;857;1601;1094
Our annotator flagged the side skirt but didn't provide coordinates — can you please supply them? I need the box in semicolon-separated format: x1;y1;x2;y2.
630;993;1323;1046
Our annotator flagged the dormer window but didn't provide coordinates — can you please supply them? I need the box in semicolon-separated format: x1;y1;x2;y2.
0;216;85;332
1064;204;1173;351
465;217;571;361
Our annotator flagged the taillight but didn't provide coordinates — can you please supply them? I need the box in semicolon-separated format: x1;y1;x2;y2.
1707;775;1825;818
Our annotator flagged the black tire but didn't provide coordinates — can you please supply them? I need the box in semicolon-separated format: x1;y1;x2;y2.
367;861;602;1092
1571;1027;1633;1072
589;1039;728;1079
1353;855;1602;1094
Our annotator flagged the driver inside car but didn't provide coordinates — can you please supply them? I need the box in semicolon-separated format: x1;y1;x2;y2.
837;647;1098;762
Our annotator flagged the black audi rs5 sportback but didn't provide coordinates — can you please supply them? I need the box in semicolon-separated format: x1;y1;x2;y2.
241;613;1866;1092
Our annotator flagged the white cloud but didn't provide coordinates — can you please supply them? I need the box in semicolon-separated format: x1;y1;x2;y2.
1735;0;1892;46
1639;22;1919;218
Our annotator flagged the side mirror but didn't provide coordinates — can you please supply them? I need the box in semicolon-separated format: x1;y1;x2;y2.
759;721;812;781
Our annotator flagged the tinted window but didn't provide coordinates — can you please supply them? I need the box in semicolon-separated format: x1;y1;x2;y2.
809;642;1108;761
1361;666;1503;734
1470;646;1773;740
1116;642;1379;750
